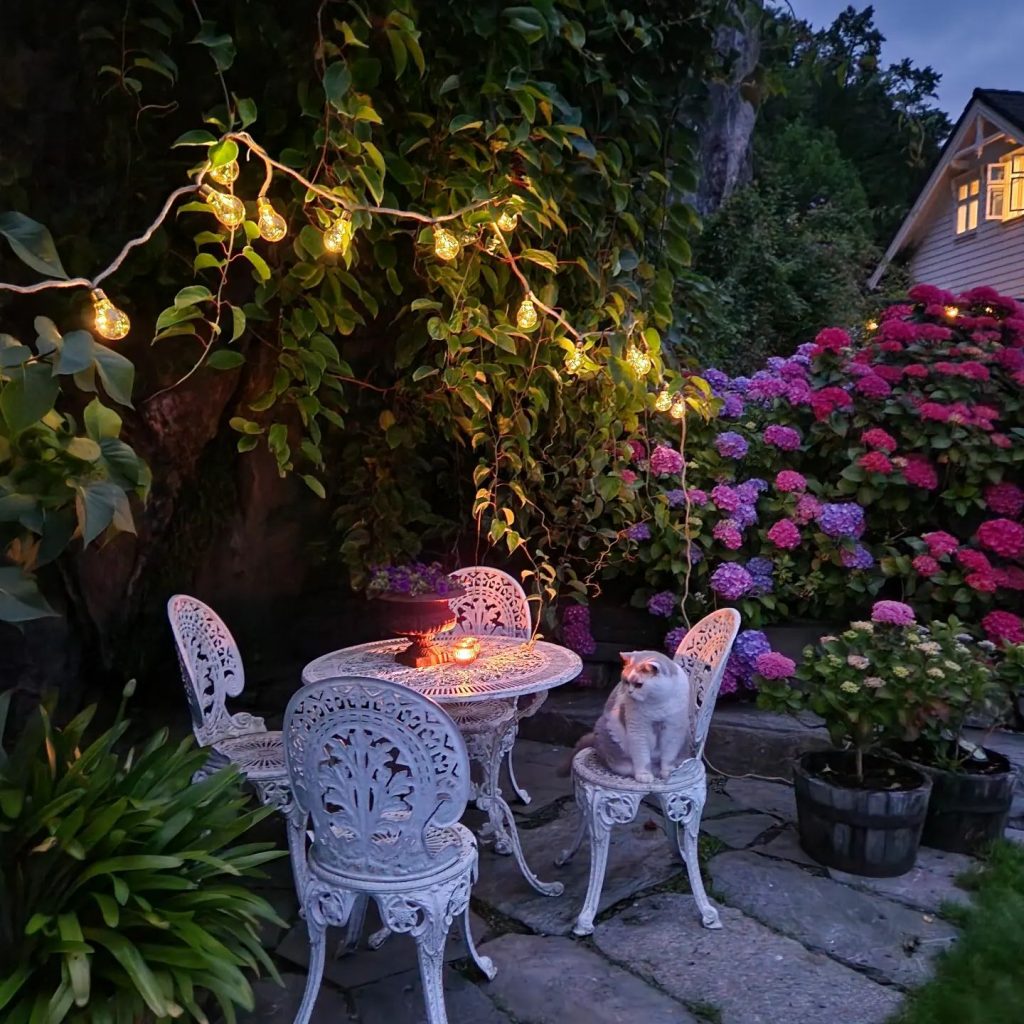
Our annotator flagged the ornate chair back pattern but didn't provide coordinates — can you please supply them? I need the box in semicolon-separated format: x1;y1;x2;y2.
284;677;472;881
168;595;252;747
673;608;741;759
448;566;531;638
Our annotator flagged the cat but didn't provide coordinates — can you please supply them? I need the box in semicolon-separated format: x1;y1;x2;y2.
570;651;693;783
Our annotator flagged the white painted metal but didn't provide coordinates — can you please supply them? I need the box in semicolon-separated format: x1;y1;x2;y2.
284;677;495;1024
556;608;740;936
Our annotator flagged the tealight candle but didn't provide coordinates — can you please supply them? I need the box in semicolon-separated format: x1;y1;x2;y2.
453;637;480;663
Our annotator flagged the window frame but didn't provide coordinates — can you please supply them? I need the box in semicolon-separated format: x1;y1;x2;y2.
954;172;981;236
984;147;1024;224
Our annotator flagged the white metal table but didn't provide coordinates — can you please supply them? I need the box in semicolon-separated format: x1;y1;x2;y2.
302;635;583;896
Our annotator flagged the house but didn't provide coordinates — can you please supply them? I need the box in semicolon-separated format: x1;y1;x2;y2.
869;88;1024;296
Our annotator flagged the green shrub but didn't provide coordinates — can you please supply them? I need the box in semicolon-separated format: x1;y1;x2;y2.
0;685;284;1024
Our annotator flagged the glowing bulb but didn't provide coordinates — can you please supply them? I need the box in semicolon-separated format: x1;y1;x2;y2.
626;344;652;376
565;344;584;374
209;160;239;185
496;206;518;232
655;388;672;412
944;305;960;320
256;199;287;242
865;319;878;332
984;305;995;315
433;227;461;261
323;212;354;255
670;394;686;420
90;289;130;341
516;297;539;330
200;185;245;229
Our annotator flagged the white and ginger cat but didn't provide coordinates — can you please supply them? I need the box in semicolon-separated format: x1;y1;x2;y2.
576;651;693;783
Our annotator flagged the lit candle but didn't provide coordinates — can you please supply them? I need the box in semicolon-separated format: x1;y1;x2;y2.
453;637;480;663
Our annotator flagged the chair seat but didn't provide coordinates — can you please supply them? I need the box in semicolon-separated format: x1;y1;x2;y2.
213;730;287;782
307;822;477;893
572;746;704;793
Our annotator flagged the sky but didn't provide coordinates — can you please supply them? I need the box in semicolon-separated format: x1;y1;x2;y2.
788;1;1024;118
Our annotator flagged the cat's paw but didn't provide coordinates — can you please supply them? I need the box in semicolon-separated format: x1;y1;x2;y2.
635;770;654;784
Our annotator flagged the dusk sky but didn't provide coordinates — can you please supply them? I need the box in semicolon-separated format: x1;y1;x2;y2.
788;1;1024;118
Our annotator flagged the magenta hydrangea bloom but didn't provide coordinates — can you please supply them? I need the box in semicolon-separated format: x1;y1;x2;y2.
562;605;597;656
773;470;806;494
871;600;916;626
794;494;821;525
620;469;637;485
912;554;941;576
649;445;684;477
763;425;802;450
977;519;1024;559
647;590;677;617
664;625;688;655
982;610;1024;645
715;431;749;459
754;651;796;680
711;484;741;513
922;531;959;557
710;563;754;600
767;519;801;550
986;482;1024;517
713;520;744;550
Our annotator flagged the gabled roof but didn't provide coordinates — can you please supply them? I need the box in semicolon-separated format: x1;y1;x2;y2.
868;88;1024;288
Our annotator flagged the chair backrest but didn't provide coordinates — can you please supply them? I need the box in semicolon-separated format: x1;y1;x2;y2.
448;566;531;638
673;608;741;758
284;676;471;881
167;594;256;747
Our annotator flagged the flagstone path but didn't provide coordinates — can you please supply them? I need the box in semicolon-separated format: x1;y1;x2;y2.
237;739;1002;1024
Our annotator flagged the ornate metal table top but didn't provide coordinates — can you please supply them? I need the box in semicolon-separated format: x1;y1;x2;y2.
302;635;582;703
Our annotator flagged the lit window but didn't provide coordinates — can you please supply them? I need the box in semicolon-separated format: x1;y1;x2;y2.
987;163;1006;219
985;154;1024;222
1010;156;1024;217
956;177;979;234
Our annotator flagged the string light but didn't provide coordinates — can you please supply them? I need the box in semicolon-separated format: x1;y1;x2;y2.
199;185;246;229
323;212;354;255
626;342;652;376
654;388;672;412
209;160;240;185
669;393;686;420
256;199;287;242
984;305;995;315
433;227;461;261
496;206;518;232
516;297;539;330
944;305;960;320
90;289;130;341
565;344;585;374
865;319;878;332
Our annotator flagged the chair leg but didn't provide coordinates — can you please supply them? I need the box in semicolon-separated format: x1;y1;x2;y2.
293;917;327;1024
658;790;721;930
506;747;532;805
554;801;587;867
462;901;496;980
334;893;368;957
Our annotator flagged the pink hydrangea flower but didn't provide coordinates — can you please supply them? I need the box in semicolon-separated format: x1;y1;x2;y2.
861;427;898;452
854;374;892;399
858;452;893;475
912;554;940;577
794;493;821;525
763;425;802;450
620;469;638;485
903;456;938;490
957;548;992;573
775;470;807;493
767;519;801;550
754;651;796;680
982;610;1024;645
649;445;684;477
713;520;744;550
923;531;959;557
985;482;1024;517
871;600;916;626
813;327;851;353
976;519;1024;559
966;571;998;593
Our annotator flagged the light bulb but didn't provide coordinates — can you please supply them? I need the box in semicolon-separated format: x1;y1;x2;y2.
209;160;239;185
984;305;995;315
944;305;959;319
865;319;878;332
516;297;539;330
565;344;584;374
323;212;354;255
655;388;672;412
670;394;686;420
256;199;287;242
626;343;652;376
200;185;245;229
496;206;518;232
433;227;461;261
90;289;130;341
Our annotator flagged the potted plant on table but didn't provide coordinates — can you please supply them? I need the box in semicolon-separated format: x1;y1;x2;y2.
883;619;1019;854
758;600;936;878
366;562;464;667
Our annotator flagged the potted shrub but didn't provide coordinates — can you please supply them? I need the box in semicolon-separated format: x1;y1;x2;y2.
884;619;1019;854
0;685;284;1023
758;601;935;877
366;562;464;666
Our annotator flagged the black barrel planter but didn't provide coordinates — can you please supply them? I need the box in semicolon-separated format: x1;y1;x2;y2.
793;750;932;877
912;750;1018;854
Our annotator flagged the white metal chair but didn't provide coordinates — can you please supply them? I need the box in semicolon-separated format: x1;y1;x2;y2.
556;608;741;936
447;566;540;807
284;676;496;1024
167;594;291;810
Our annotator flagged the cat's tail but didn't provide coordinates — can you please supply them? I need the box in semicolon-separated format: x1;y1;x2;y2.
557;732;595;777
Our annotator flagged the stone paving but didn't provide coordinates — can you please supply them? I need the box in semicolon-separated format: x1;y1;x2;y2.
239;739;990;1024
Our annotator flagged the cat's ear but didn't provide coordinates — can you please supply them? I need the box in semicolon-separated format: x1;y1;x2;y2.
620;651;633;666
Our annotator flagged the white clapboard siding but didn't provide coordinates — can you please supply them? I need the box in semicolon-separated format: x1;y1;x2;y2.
909;139;1024;297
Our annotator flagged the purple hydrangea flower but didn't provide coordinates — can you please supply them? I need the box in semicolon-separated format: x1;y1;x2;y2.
687;488;709;506
721;394;745;418
794;342;816;363
665;488;687;509
763;425;802;451
817;502;865;539
626;523;651;541
735;480;765;504
840;543;875;569
746;557;775;596
766;356;786;372
647;590;677;617
710;563;754;600
733;629;771;668
715;432;749;459
665;625;688;655
711;484;741;513
729;376;752;395
732;504;758;529
748;376;788;402
562;605;597;656
703;368;730;393
650;445;684;477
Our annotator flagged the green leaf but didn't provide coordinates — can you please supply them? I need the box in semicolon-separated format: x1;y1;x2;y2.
521;248;558;272
230;306;246;342
93;345;135;407
302;475;326;499
356;165;385;205
207;350;245;370
323;62;352;109
386;30;407;78
174;285;213;307
65;437;102;462
241;247;270;282
0;211;68;279
56;330;95;375
235;96;257;127
75;481;133;545
84;399;121;441
1;363;59;433
172;129;217;147
449;115;483;133
83;929;172;1018
0;567;56;622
